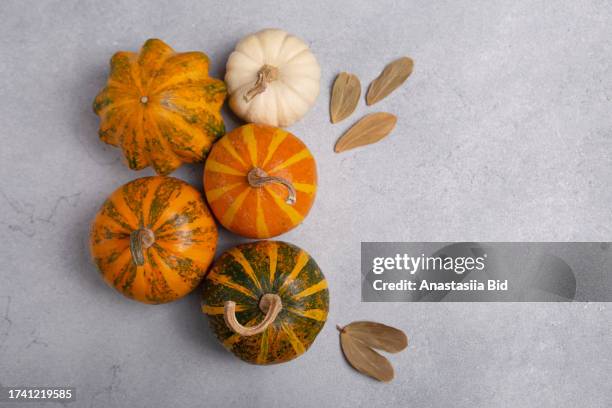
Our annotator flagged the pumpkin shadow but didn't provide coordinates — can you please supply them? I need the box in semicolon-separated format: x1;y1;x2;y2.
170;289;236;362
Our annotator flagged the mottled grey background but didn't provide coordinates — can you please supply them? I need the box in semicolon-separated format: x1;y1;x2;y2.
0;1;611;407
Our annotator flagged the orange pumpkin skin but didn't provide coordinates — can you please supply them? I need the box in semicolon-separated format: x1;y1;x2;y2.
90;176;218;304
93;39;226;175
203;124;317;238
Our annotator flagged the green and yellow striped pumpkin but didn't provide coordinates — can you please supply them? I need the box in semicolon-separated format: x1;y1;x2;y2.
202;241;329;364
90;176;218;304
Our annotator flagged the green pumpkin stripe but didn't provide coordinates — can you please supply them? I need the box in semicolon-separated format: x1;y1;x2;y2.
147;177;183;227
207;272;258;300
285;307;328;322
257;326;271;364
152;244;201;285
277;250;309;295
121;178;151;226
100;200;133;232
280;321;305;355
228;248;263;291
290;279;328;301
112;261;137;295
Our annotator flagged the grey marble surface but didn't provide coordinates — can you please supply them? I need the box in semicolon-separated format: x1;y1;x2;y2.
0;1;611;407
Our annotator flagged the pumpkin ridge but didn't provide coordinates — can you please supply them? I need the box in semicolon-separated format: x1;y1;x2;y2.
149;52;211;93
120;116;149;170
261;128;289;167
99;200;134;232
99;106;133;147
152;109;209;163
150;192;203;232
278;250;309;295
157;104;219;141
203;304;249;315
221;188;251;227
272;31;291;62
142;259;177;303
121;177;152;226
277;75;313;106
242;125;259;166
109;52;140;89
268;148;310;173
217;135;249;170
291;279;328;301
228;248;263;291
206;273;258;300
205;182;244;204
144;112;184;175
146;177;182;228
137;39;176;91
266;242;278;284
110;260;136;294
286;307;328;322
148;247;197;293
255;193;270;238
264;186;304;225
278;43;309;65
98;249;130;281
256;326;271;364
158;78;227;102
280;321;305;356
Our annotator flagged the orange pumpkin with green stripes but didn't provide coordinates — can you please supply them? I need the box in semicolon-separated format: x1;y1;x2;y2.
90;176;218;304
93;38;226;175
202;241;329;364
203;124;317;238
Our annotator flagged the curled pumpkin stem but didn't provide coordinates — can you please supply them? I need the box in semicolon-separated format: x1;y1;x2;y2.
244;64;279;102
224;293;283;336
129;228;155;266
247;167;296;205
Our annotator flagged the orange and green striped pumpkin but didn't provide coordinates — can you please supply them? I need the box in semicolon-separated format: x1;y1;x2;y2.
90;176;218;304
93;38;226;175
203;124;317;238
202;241;329;364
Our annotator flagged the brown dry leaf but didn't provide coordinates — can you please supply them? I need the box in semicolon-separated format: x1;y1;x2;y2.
330;72;361;123
366;57;414;105
338;322;408;382
342;321;408;353
334;112;397;153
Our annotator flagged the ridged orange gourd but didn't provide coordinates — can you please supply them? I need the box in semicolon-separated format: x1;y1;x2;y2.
203;124;317;238
93;39;226;175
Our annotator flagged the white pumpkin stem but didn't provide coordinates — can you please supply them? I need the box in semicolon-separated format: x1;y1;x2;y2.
244;64;279;102
247;167;296;205
224;293;282;336
129;228;155;266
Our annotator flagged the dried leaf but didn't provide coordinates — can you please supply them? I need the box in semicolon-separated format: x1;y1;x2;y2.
330;72;361;123
334;112;397;153
366;57;414;105
342;321;408;353
339;327;395;382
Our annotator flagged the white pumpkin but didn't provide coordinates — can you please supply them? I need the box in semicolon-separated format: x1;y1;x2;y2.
225;29;321;127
